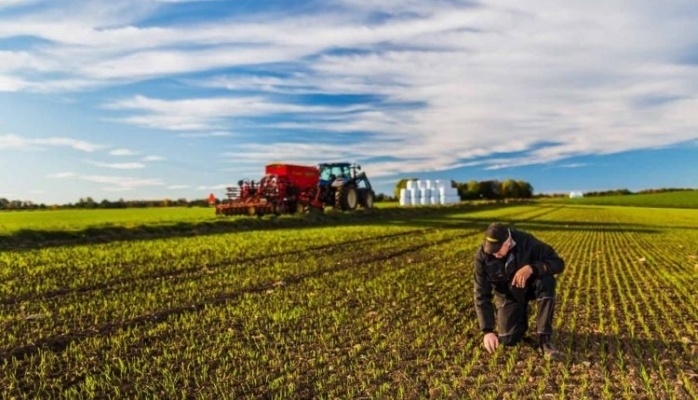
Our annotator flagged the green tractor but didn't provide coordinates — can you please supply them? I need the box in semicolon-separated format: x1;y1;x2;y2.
317;162;375;211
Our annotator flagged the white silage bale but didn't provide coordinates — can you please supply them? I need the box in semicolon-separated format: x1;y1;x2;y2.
440;193;459;204
399;188;410;206
419;188;429;205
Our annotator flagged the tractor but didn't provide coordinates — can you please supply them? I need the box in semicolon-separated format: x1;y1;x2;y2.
316;162;375;211
213;162;375;216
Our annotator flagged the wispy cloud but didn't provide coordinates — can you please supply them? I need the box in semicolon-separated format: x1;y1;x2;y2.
558;163;590;169
109;148;139;156
0;0;39;9
47;170;163;190
47;172;77;179
0;134;104;152
195;184;233;191
177;131;233;138
142;155;164;161
85;160;145;169
0;75;28;92
102;95;368;131
152;0;219;3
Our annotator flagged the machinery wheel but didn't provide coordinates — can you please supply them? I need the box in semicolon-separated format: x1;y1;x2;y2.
335;185;358;211
360;190;375;209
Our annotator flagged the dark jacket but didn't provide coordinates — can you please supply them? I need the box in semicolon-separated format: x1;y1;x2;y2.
473;229;565;333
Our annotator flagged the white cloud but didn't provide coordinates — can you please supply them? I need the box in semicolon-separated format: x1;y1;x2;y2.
0;75;28;91
142;155;164;161
0;0;39;8
47;172;77;179
81;175;164;190
0;134;26;149
152;0;219;2
36;137;104;152
86;160;146;169
102;95;367;131
177;131;233;138
44;171;164;192
558;163;590;169
195;184;233;191
0;134;104;152
109;148;139;156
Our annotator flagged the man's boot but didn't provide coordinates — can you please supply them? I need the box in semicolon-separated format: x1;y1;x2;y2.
539;334;560;360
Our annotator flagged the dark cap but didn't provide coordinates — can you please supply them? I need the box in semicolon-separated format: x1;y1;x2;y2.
483;222;509;254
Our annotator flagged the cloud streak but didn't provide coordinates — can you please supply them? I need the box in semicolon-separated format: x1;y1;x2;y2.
86;160;146;169
109;148;139;156
0;134;104;152
47;171;164;191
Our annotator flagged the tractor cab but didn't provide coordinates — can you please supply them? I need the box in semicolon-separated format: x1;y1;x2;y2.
318;163;352;186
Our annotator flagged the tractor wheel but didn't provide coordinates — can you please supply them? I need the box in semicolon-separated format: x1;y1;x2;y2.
335;185;358;211
360;190;375;209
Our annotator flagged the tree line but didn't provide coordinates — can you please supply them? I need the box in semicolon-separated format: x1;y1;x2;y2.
536;187;695;198
0;197;212;211
4;186;692;211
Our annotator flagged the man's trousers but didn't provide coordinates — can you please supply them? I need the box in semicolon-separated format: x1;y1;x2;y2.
495;274;556;346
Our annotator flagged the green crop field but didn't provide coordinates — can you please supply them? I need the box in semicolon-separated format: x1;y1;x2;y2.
1;203;697;399
545;189;698;209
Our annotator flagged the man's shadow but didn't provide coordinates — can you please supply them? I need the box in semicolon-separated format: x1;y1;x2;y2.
524;329;694;367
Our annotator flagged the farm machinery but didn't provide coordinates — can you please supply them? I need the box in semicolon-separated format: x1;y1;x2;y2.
213;162;375;216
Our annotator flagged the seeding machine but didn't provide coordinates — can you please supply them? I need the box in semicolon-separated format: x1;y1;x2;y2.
212;162;375;216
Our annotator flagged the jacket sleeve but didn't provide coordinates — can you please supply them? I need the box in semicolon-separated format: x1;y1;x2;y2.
473;254;495;333
530;238;565;276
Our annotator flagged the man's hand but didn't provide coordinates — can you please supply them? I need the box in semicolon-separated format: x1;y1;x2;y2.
483;332;499;353
512;265;533;288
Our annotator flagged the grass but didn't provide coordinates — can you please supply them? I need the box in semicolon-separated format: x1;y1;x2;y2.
542;189;698;208
1;203;697;398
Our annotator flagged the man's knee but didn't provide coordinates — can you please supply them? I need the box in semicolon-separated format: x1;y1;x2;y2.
533;274;556;297
499;330;525;346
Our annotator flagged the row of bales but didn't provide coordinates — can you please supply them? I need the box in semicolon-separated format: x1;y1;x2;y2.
399;179;460;206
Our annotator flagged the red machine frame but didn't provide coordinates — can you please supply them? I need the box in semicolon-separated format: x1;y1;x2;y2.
214;163;324;216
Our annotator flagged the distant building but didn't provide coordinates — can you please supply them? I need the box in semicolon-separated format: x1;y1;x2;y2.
569;191;584;198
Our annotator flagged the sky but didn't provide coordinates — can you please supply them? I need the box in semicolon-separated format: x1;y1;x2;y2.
1;0;698;204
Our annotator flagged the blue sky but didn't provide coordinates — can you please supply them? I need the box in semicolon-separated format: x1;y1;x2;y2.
1;0;698;204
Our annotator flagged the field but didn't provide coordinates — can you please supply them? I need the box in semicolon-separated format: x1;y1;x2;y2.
1;203;697;399
545;190;698;209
